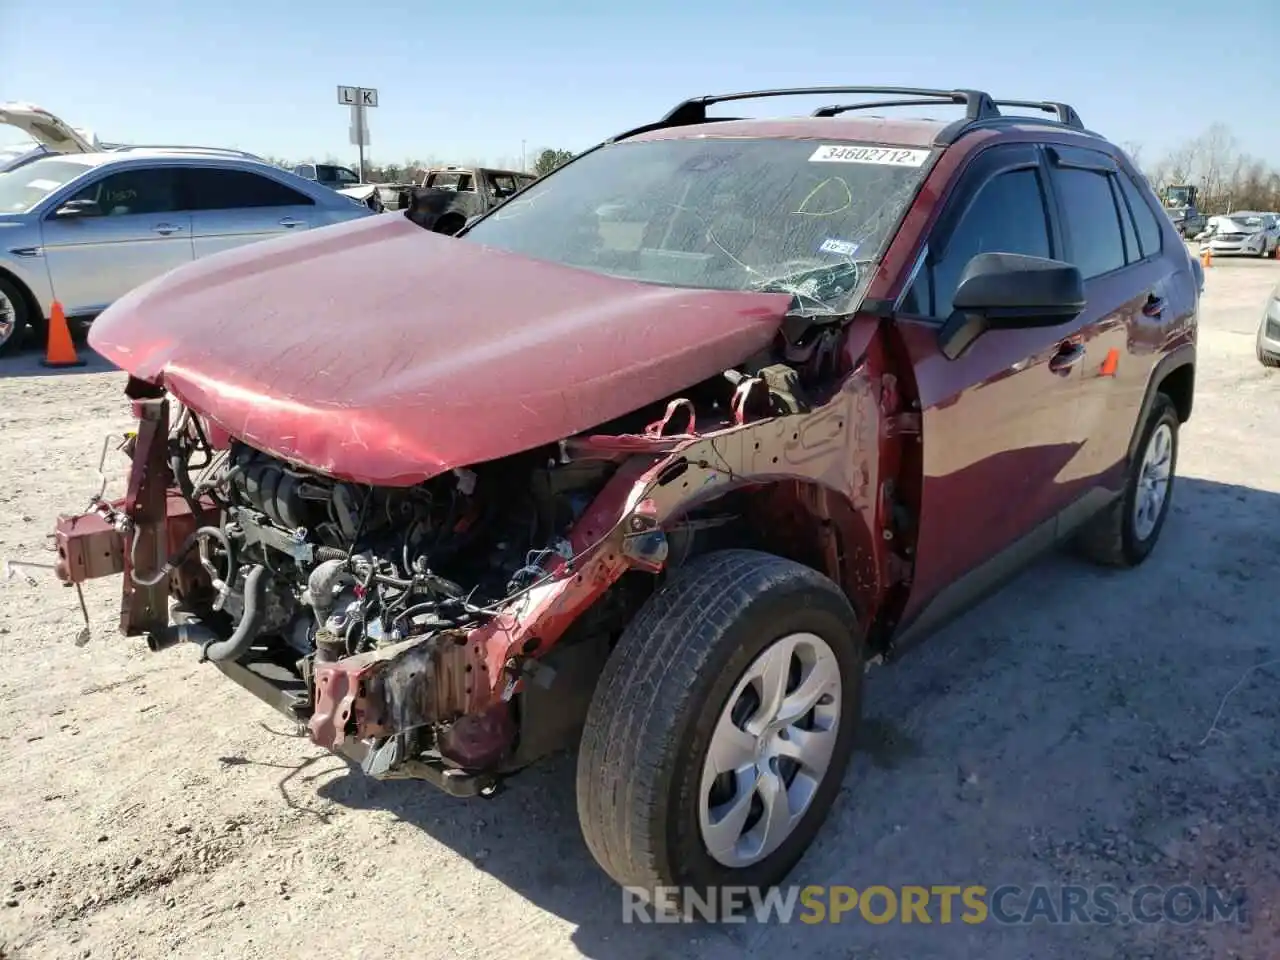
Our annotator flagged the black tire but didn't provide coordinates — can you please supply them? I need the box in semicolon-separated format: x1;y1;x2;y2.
575;549;864;903
1075;393;1179;567
0;275;31;358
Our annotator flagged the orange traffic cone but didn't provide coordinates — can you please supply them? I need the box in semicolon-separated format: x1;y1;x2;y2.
1201;247;1213;268
40;301;84;368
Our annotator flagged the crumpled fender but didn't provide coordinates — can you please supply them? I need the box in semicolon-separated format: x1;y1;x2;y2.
309;356;889;750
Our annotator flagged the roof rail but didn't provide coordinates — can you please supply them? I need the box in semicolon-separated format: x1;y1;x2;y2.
813;96;1085;131
812;97;980;117
111;144;266;161
607;86;1091;149
608;86;1000;142
991;100;1084;129
665;86;999;124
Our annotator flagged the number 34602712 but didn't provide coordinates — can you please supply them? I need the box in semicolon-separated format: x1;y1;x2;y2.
808;145;931;167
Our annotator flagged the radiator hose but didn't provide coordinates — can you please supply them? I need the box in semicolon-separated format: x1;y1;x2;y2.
145;564;269;663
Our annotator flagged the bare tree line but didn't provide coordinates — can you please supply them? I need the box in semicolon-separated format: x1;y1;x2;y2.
1130;123;1280;214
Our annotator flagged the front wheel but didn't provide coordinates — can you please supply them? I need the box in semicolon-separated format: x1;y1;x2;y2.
575;549;864;904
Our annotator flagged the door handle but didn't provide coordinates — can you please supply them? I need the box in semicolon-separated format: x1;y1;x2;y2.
1048;341;1086;374
279;217;303;228
1142;294;1166;317
152;223;181;236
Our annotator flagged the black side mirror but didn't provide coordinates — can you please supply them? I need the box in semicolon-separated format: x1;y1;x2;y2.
53;199;102;219
938;252;1085;359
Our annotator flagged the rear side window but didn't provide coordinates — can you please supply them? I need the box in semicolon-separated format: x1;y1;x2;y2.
1116;174;1164;259
1112;178;1141;265
904;168;1052;319
1053;168;1127;279
181;168;315;210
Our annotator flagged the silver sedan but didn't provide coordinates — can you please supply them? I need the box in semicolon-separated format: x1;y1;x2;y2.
1257;279;1280;368
0;150;376;355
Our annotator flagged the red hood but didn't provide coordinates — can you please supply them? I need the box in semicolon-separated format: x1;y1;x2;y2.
89;214;791;486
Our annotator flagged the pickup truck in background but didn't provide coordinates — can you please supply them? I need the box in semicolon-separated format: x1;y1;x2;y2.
291;162;415;213
405;165;537;235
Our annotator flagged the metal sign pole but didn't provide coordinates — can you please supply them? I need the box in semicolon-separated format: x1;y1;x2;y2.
357;105;366;182
338;85;378;183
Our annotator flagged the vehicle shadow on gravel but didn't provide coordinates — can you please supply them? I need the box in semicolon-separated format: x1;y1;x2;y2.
316;475;1279;960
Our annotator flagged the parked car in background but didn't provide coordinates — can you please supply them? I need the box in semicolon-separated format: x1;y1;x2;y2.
0;150;375;355
1198;211;1280;258
290;162;391;212
407;165;537;235
0;101;101;173
1257;279;1280;367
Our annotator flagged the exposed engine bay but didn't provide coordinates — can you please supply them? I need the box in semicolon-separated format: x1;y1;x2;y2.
208;440;610;661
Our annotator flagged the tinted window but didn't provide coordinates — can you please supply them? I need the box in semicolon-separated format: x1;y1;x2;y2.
1112;178;1141;264
904;168;1051;318
1054;168;1126;279
1117;174;1163;258
71;167;178;216
181;168;314;210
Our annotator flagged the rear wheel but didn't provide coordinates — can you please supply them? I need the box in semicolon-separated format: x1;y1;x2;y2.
0;276;31;358
1075;394;1179;567
575;549;864;904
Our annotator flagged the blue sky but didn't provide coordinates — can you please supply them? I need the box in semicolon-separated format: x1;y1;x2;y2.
2;0;1277;170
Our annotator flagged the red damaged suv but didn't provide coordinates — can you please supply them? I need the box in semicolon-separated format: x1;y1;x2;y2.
49;86;1199;899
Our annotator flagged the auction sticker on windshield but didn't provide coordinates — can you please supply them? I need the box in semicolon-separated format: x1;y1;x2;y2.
809;145;930;166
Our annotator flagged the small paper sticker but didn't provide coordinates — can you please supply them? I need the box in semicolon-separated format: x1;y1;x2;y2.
819;237;860;257
809;145;930;167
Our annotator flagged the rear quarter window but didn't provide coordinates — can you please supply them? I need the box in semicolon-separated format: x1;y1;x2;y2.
1116;173;1164;259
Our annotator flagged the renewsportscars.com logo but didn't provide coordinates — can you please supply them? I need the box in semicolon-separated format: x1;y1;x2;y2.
622;884;1248;925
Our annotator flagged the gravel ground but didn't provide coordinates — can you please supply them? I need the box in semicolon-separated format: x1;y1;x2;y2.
1;255;1277;960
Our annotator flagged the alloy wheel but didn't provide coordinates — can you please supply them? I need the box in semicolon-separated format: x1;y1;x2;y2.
698;631;842;868
1134;422;1173;540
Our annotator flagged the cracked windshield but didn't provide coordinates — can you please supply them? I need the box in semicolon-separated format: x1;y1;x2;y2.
465;137;930;314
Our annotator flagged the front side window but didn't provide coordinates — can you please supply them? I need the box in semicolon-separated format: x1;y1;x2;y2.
903;168;1052;319
1053;168;1127;279
70;166;179;216
0;158;96;213
463;137;933;314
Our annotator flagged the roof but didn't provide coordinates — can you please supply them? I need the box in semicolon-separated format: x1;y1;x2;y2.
20;149;280;172
626;114;1104;149
628;116;949;147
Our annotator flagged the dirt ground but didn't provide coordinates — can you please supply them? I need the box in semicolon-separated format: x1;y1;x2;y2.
1;256;1278;960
